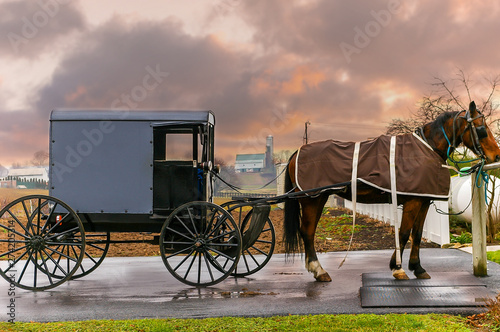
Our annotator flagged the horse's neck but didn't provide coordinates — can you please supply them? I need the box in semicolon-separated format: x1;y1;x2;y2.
422;121;463;162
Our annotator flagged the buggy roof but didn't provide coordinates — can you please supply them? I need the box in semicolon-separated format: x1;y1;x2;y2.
50;110;215;125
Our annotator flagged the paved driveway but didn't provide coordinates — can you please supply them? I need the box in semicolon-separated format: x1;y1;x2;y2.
1;248;499;322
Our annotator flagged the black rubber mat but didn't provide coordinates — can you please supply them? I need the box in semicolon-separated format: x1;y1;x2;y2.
360;272;496;307
362;272;487;288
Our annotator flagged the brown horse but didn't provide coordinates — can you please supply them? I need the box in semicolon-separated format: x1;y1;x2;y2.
284;101;500;281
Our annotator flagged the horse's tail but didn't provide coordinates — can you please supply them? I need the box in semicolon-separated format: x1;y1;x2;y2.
283;154;302;255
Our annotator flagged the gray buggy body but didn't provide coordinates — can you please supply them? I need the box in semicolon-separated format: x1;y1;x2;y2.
49;110;215;232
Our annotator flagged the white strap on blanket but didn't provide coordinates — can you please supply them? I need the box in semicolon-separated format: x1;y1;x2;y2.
339;142;360;268
390;136;402;267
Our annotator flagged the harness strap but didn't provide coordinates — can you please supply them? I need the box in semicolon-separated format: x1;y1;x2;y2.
390;136;402;268
338;142;360;268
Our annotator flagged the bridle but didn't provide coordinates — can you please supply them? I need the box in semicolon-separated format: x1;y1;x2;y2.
416;109;488;162
461;109;488;158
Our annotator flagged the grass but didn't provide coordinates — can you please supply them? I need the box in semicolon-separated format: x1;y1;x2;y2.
488;250;500;264
316;213;366;241
0;314;473;331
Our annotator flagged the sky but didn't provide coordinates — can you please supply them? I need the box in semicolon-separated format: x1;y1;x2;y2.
1;0;500;166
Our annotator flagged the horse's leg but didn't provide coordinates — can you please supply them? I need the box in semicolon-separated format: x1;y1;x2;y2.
389;199;422;280
408;199;431;279
299;194;331;282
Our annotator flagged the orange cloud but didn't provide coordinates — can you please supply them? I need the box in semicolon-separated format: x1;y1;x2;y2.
65;85;88;104
281;65;326;95
250;65;326;97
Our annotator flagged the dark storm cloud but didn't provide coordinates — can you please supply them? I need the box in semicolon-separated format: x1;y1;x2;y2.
13;0;500;165
35;17;250;115
238;0;500;102
0;0;86;58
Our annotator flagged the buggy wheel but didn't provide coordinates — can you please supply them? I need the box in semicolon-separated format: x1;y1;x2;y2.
160;201;241;287
43;232;110;280
72;232;109;279
0;195;85;290
233;215;275;277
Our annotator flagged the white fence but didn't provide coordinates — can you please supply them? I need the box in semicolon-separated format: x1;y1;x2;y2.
341;199;450;246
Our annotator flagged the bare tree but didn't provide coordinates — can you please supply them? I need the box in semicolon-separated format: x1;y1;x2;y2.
11;162;23;169
31;150;49;166
386;71;500;135
273;150;294;164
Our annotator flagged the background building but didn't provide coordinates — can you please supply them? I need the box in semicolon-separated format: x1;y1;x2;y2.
234;135;275;173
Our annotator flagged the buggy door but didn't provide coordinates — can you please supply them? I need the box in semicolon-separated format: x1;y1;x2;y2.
152;123;213;215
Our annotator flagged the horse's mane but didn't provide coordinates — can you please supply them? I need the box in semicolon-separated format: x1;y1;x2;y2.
426;110;461;132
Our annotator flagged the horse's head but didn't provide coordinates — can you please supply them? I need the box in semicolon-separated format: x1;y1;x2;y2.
420;101;500;164
459;101;500;164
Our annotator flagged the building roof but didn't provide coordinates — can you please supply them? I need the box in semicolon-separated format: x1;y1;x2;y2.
7;167;48;177
235;153;266;162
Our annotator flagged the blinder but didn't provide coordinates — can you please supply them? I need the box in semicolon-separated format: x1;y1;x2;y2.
475;125;488;140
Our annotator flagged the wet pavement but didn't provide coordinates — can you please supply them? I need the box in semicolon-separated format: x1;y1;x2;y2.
1;248;500;322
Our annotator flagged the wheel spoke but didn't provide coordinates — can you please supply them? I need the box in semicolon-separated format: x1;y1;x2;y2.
21;201;37;236
40;202;57;234
36;198;43;236
44;226;81;241
4;210;33;239
209;229;237;243
166;245;196;260
4;248;30;274
205;250;226;272
38;250;54;285
209;246;236;261
16;249;34;284
171;247;196;271
44;245;79;262
186;208;199;236
248;244;268;256
184;251;198;279
240;250;250;272
245;249;260;265
44;213;72;236
173;215;196;239
0;245;29;259
164;226;195;242
202;253;215;283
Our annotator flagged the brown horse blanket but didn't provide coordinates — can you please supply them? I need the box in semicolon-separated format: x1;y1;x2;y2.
295;133;450;200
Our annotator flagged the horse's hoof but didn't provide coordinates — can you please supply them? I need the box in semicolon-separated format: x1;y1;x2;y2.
392;270;410;280
315;273;332;282
416;272;431;279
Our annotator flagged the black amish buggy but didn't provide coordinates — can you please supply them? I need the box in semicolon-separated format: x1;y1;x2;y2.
0;110;275;290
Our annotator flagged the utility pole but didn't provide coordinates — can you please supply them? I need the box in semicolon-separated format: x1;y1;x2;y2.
303;121;311;145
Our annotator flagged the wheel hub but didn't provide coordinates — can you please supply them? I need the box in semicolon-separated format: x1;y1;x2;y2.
29;236;45;251
194;238;206;250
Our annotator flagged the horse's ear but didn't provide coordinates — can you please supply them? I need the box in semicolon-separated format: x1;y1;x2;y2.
469;101;477;115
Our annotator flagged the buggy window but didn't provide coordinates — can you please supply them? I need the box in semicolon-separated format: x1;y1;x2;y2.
153;125;206;163
164;134;194;161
